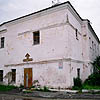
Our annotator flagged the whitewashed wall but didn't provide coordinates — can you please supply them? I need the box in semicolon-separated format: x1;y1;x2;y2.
0;2;99;88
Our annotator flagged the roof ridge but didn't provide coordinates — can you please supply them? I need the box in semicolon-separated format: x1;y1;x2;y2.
0;1;70;26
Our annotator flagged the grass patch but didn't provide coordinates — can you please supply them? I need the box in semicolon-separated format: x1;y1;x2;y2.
72;85;100;90
83;85;100;90
72;86;82;90
0;84;17;91
23;90;33;93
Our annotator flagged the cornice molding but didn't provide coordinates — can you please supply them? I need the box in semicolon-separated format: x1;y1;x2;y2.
4;3;68;27
4;58;91;67
18;18;81;36
67;5;82;25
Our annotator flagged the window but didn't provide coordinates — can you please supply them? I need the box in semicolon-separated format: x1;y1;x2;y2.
92;41;94;51
0;70;3;82
77;68;80;78
89;37;92;49
75;29;78;40
1;37;5;48
94;44;96;53
33;31;40;45
12;69;16;83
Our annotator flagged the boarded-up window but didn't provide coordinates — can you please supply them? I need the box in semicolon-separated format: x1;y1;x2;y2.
1;37;5;48
0;70;3;82
33;31;40;45
12;69;16;82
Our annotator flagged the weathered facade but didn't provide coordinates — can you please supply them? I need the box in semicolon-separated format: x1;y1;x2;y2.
0;1;99;88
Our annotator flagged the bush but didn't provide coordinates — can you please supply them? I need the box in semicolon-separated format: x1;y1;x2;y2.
92;56;100;73
0;85;17;91
43;86;49;92
72;77;82;90
19;84;24;88
84;73;100;86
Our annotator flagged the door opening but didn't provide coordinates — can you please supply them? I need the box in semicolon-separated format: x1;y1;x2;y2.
24;68;32;88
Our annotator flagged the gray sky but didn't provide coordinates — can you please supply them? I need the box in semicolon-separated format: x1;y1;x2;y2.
0;0;100;39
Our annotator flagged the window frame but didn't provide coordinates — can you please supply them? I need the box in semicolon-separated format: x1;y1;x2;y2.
33;31;40;45
12;69;16;83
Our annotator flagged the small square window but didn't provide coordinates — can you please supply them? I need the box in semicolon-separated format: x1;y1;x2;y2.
33;31;40;45
1;37;5;48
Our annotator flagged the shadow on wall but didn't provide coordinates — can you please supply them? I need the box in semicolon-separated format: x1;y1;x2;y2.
4;72;12;85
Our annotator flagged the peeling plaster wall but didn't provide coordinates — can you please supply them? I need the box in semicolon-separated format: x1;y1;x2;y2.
32;61;71;88
66;24;82;60
0;31;7;68
4;61;71;88
0;8;72;88
69;62;83;85
67;9;82;33
88;29;99;61
81;21;99;62
0;4;99;88
81;22;89;61
4;9;68;65
81;21;100;80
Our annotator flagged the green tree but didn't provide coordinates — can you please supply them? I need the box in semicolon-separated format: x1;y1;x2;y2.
92;56;100;73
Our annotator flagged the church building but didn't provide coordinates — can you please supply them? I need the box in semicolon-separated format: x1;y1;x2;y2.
0;1;99;88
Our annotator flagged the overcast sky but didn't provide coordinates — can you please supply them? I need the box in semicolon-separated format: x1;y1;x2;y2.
0;0;100;39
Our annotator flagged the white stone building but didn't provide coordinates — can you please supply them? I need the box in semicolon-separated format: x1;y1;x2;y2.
0;1;99;88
